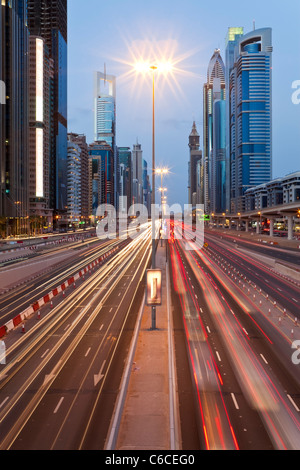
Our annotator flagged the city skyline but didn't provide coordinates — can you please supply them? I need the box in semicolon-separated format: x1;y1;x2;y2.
68;0;300;208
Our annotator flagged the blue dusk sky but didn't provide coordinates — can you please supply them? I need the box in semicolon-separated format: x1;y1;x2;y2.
68;0;300;207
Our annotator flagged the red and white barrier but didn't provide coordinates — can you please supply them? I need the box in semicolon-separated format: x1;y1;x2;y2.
0;245;120;339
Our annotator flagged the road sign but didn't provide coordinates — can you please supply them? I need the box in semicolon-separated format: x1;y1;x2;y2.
146;269;162;306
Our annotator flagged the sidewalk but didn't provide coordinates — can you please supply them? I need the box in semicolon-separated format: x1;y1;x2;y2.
115;242;179;451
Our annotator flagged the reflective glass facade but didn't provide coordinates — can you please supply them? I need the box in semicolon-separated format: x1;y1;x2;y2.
229;28;273;213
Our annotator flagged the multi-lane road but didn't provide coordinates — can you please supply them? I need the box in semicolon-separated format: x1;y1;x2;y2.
0;228;151;450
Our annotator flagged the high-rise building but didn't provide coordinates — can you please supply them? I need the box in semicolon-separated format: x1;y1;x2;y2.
68;133;90;223
188;122;203;206
94;71;118;208
89;141;114;216
28;35;54;233
225;27;244;213
229;28;273;213
118;147;132;214
0;0;29;236
67;139;81;226
27;0;68;215
143;159;151;213
132;141;144;206
212;99;226;214
203;49;226;214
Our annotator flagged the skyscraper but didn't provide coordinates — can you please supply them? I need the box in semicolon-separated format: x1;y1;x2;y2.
118;147;132;214
28;35;54;233
0;0;29;236
188;122;203;206
89;141;114;215
212;99;226;214
68;133;90;223
27;0;68;215
229;28;273;213
132;141;144;206
94;71;117;207
203;49;226;214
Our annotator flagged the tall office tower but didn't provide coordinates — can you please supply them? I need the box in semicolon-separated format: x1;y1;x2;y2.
118;147;132;214
68;133;90;223
188;122;203;206
229;28;273;213
89;141;114;215
0;0;29;236
94;71;117;208
225;27;244;213
67;140;81;225
132;141;144;206
27;0;68;216
28;36;54;233
203;49;226;214
211;99;226;214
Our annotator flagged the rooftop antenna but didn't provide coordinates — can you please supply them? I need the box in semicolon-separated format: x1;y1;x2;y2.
253;19;256;31
104;63;107;85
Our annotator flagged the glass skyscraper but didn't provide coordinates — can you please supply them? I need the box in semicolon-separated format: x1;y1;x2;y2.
203;49;226;214
225;27;244;213
27;0;68;215
0;0;29;236
229;28;273;213
94;71;117;207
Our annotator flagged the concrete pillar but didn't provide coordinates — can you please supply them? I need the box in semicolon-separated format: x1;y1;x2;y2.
287;215;294;241
245;220;249;233
236;220;240;231
269;218;274;237
256;220;260;234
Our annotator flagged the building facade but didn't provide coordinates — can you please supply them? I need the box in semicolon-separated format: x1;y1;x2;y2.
118;147;132;214
28;35;54;233
203;49;226;214
94;71;118;208
225;27;244;213
132;141;144;206
89;141;114;217
229;28;273;213
68;133;90;224
67;139;81;226
27;0;68;215
188;122;203;206
0;0;29;236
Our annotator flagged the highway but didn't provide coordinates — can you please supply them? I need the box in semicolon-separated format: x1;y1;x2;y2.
0;221;299;450
0;228;151;450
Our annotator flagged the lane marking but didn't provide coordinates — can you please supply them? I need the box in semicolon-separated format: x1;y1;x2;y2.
287;394;300;412
231;393;239;410
260;354;268;365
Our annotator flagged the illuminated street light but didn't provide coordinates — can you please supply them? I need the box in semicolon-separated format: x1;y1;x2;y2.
134;61;173;330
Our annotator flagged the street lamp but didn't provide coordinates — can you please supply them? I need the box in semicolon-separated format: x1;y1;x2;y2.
134;61;173;330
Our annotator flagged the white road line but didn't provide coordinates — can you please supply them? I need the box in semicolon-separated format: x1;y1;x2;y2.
292;298;298;303
41;349;49;359
231;393;239;410
0;397;9;409
54;397;64;414
85;347;91;357
216;351;221;362
287;394;300;412
99;324;104;331
206;326;211;334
